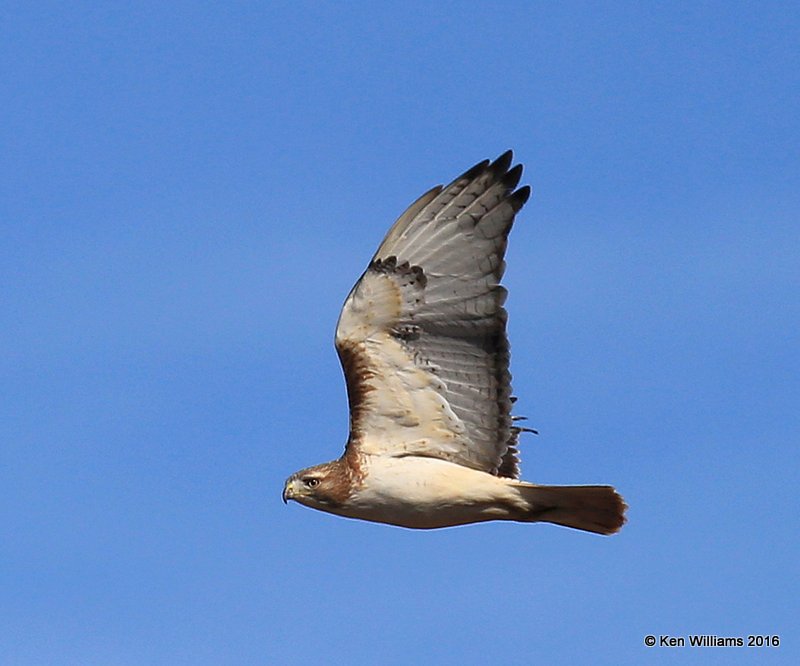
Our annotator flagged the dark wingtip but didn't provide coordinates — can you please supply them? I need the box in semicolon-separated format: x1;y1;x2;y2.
456;158;491;184
510;184;531;210
503;163;524;190
491;150;514;175
458;150;523;187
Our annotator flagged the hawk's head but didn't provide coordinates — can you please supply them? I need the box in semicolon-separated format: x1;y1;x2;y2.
282;460;352;509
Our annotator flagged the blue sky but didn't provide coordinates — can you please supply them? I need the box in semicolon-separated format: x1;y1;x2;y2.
2;2;798;663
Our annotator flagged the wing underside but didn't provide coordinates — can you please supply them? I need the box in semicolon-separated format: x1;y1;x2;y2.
335;152;530;477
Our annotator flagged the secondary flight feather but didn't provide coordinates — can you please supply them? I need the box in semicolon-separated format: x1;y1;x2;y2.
283;152;627;534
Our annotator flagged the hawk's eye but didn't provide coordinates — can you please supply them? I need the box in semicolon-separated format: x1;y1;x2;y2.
303;477;320;488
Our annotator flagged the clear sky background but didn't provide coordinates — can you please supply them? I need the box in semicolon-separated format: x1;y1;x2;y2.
2;2;798;664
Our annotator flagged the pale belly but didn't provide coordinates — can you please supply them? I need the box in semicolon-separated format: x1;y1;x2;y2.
333;455;526;529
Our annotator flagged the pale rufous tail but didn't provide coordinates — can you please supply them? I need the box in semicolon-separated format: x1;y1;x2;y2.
517;484;627;535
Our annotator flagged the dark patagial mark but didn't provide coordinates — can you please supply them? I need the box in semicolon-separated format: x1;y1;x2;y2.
336;341;375;441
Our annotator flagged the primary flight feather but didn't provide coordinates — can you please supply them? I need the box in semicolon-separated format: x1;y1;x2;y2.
283;151;627;534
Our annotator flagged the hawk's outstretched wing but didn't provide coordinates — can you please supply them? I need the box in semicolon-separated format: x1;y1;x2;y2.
335;151;530;478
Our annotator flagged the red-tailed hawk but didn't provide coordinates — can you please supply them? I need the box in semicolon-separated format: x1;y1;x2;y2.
283;152;627;534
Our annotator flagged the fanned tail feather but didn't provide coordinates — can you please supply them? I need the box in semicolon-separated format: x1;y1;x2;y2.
516;484;627;535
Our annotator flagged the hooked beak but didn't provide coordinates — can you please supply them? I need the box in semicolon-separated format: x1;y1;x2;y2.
282;480;294;504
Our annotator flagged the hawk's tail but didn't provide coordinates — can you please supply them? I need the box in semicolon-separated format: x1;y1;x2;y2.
516;484;627;535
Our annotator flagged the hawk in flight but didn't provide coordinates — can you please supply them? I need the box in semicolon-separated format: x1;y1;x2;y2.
283;152;626;534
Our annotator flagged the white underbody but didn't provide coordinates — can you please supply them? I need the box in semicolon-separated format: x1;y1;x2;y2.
330;455;530;529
